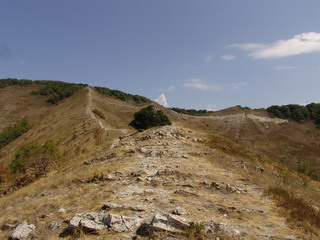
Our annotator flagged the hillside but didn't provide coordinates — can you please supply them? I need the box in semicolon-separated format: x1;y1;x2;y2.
0;82;319;239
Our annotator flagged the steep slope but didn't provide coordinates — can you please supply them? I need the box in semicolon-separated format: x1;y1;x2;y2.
0;86;141;166
0;85;53;131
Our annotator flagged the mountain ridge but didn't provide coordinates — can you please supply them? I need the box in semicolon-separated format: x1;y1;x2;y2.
0;80;320;239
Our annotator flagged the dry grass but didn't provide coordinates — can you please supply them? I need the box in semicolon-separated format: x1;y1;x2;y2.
265;186;320;228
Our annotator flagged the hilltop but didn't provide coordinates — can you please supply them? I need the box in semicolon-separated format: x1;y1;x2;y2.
0;79;319;240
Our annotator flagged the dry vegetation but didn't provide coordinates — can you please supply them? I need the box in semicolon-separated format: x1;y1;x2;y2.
0;85;320;239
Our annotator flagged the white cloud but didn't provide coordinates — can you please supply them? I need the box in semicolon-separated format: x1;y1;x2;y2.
229;43;265;50
205;55;213;62
275;66;296;71
183;78;222;91
155;93;168;107
230;32;320;59
184;79;247;91
229;82;248;90
221;55;235;61
160;85;175;92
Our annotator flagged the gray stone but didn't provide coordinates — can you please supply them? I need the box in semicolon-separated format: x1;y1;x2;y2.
172;206;190;215
103;214;143;232
48;221;61;230
101;202;145;212
204;221;241;237
10;223;35;240
70;212;106;230
147;212;190;233
57;208;67;214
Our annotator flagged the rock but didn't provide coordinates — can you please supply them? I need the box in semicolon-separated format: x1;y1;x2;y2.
10;223;36;240
172;206;190;215
131;170;147;177
48;221;62;230
106;152;117;160
256;166;265;173
70;212;106;231
69;212;143;233
57;208;67;214
204;221;241;237
210;181;222;190
311;205;319;212
103;214;143;232
146;212;190;233
101;203;145;212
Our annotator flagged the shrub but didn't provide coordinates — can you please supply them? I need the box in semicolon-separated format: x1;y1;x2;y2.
130;106;171;130
10;139;61;174
297;160;314;178
0;120;31;149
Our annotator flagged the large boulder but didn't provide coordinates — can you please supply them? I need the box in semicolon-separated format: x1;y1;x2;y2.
69;212;106;231
69;212;143;233
138;212;191;235
103;214;143;232
10;223;36;240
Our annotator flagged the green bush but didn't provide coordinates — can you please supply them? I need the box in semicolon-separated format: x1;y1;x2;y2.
0;120;31;149
10;140;60;174
297;160;314;178
130;106;171;130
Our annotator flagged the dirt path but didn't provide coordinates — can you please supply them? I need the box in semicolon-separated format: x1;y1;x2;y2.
86;86;117;131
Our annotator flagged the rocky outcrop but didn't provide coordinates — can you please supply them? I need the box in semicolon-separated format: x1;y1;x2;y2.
69;212;106;231
9;223;36;240
171;206;190;215
68;212;143;233
104;214;143;232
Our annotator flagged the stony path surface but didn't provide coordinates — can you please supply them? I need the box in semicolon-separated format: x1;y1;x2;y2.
78;125;301;239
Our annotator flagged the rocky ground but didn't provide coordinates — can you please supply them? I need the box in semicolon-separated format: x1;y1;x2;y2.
1;125;306;239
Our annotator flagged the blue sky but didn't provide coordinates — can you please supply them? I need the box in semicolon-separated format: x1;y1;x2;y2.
1;0;320;110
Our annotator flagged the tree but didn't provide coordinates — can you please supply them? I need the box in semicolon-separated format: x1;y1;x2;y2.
130;106;171;130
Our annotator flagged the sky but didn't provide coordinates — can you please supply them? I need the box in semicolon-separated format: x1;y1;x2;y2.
1;0;320;110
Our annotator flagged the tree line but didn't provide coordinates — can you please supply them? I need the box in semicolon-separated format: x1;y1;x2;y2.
170;107;208;116
267;103;320;127
95;86;151;104
0;78;87;104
